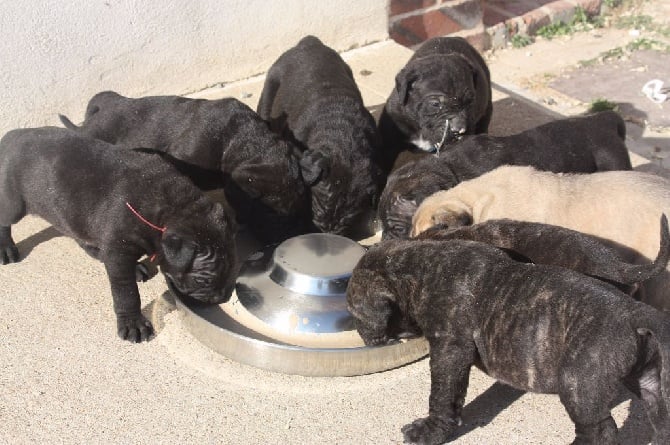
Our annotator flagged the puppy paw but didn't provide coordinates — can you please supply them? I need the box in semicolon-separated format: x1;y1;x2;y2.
116;314;154;343
1;243;20;265
402;416;456;445
135;260;158;282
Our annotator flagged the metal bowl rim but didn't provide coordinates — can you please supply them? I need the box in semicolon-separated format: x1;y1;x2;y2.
175;294;425;353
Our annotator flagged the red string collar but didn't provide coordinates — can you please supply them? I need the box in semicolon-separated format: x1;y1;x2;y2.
125;202;166;262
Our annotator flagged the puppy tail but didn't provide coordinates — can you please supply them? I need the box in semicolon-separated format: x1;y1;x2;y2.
58;114;79;130
620;214;670;285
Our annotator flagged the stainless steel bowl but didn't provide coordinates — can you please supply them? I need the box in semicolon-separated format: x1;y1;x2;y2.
175;230;428;376
234;233;366;340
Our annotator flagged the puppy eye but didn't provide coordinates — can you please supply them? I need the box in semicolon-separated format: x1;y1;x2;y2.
427;99;442;109
194;276;213;285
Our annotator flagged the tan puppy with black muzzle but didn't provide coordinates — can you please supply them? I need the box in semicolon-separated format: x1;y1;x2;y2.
411;165;670;310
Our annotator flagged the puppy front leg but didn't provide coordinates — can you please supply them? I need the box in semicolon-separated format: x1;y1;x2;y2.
0;226;19;264
103;253;153;342
402;336;476;445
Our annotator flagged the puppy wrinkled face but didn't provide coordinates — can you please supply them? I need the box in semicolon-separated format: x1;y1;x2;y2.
311;174;364;235
413;90;474;152
403;60;477;153
160;205;237;304
346;269;421;346
381;194;418;240
379;165;450;240
303;151;375;236
347;287;392;346
348;298;421;347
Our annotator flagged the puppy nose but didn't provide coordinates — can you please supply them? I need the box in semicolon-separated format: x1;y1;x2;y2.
448;123;466;134
447;117;467;134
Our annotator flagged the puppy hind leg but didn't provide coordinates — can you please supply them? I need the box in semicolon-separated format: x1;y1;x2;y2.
559;373;620;444
0;226;19;264
570;417;618;445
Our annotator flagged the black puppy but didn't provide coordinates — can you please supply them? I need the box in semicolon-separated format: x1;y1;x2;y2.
59;92;307;243
257;35;383;237
417;216;670;296
379;111;632;239
0;127;237;342
347;239;670;445
378;36;492;173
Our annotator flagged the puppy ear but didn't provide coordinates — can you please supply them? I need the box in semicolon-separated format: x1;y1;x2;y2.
209;200;238;233
395;66;419;105
231;164;280;199
161;233;196;271
300;150;330;186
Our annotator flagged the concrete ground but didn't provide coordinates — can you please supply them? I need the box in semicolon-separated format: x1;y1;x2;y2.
1;2;669;444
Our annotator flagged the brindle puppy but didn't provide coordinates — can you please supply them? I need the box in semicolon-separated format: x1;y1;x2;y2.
416;216;670;296
0;127;237;342
378;36;492;173
347;239;670;445
379;111;631;240
257;35;383;238
59;92;306;243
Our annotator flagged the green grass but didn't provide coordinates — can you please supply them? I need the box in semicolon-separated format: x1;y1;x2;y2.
615;14;653;30
535;7;602;40
588;98;619;113
626;37;670;52
613;12;670;37
510;34;533;48
599;46;626;61
578;37;670;67
603;0;623;8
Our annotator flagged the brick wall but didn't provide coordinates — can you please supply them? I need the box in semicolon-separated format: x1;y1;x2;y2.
389;0;486;49
389;0;604;51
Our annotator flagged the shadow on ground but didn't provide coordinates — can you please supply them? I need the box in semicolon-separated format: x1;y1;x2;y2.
16;226;62;260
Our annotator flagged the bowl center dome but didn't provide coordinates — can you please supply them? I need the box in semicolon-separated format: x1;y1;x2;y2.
269;233;366;296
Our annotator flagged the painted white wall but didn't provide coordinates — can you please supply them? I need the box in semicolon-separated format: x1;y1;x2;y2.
0;0;389;135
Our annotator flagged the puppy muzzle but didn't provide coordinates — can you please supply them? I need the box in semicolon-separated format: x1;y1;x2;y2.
418;118;467;154
437;119;466;149
166;278;234;305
